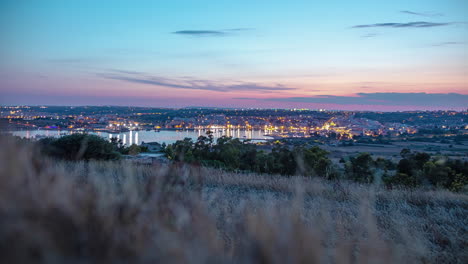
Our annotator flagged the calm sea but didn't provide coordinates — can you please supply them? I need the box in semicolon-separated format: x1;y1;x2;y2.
9;129;273;146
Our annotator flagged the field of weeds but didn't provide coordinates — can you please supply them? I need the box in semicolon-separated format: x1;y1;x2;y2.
0;137;467;263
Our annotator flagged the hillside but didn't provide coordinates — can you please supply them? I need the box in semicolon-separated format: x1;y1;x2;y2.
0;137;467;263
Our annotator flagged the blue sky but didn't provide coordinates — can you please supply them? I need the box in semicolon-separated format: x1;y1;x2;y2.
1;0;467;110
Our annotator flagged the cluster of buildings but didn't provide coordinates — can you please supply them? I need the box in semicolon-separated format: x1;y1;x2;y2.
2;106;466;141
162;113;420;139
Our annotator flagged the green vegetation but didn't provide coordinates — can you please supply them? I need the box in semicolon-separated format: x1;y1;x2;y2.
35;133;467;193
344;153;375;183
39;134;149;161
383;149;468;191
39;134;121;160
165;133;337;178
110;137;149;155
165;135;467;192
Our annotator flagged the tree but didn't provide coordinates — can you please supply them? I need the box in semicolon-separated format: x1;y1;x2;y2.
110;137;125;152
397;158;413;176
270;145;296;175
215;136;242;170
40;134;121;161
298;146;335;179
127;144;143;156
412;152;430;170
345;153;374;183
170;138;195;162
400;148;412;159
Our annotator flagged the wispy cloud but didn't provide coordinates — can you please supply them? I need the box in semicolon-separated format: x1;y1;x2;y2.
400;10;443;17
47;58;93;64
240;93;468;107
172;28;252;37
108;69;144;75
361;33;378;38
172;30;226;37
431;41;465;47
45;56;115;64
99;70;295;93
352;21;453;29
45;57;111;67
232;97;258;100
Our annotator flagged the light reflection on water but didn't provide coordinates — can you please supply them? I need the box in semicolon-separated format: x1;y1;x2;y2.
10;129;273;146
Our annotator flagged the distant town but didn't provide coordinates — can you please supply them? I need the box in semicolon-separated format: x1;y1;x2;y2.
1;106;467;141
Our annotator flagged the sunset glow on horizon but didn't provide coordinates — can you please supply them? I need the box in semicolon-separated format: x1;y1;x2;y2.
1;0;467;110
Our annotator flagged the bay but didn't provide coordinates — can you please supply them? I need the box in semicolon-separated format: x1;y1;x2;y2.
9;129;273;146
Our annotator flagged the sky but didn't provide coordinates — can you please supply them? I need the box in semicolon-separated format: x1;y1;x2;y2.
1;0;467;110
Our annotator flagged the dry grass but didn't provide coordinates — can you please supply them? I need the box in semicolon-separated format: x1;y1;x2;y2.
0;136;467;263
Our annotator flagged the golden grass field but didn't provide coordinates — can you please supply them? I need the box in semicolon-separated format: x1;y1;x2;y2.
1;137;467;263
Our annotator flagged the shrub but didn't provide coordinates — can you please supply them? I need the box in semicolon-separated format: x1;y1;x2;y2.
383;172;420;188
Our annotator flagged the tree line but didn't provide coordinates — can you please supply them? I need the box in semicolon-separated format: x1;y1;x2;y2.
38;134;147;161
165;133;467;192
165;132;339;179
34;133;467;192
